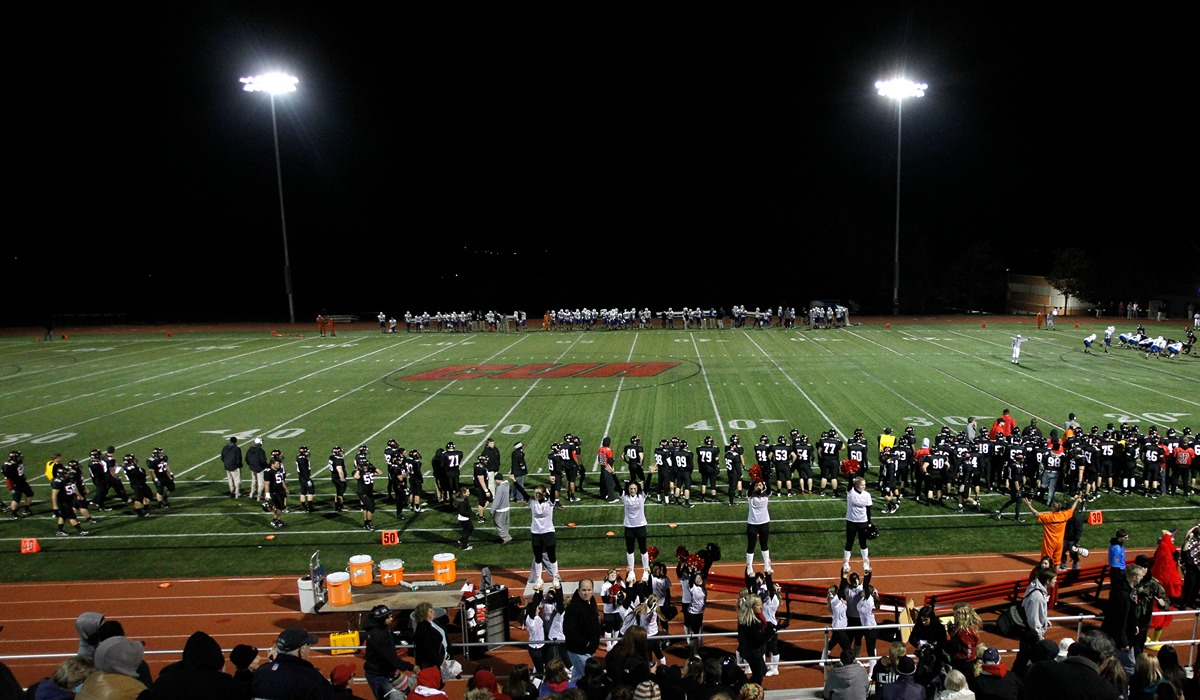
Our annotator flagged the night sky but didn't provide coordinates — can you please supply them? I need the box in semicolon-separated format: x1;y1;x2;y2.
12;6;1194;325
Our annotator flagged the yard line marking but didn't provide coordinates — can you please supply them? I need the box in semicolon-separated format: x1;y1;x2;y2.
741;331;842;436
0;337;240;391
595;333;642;460
846;328;1060;428
691;334;728;446
0;337;309;419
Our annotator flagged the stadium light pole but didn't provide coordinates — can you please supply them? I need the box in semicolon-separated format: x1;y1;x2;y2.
241;72;299;324
875;78;926;316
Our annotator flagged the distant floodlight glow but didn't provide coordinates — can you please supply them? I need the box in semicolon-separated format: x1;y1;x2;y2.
875;78;927;100
240;73;299;94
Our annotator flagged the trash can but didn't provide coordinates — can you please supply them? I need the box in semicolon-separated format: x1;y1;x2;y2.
298;575;317;614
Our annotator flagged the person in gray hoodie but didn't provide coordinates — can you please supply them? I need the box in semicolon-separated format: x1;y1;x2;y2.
75;612;105;658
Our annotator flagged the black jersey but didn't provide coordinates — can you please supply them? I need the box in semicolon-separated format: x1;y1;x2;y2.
329;455;347;482
355;464;378;496
296;453;312;480
696;445;720;472
268;466;288;494
792;442;814;467
754;443;772;467
771;443;791;470
817;436;843;463
624;443;645;469
149;454;171;481
675;449;694;473
846;439;869;469
124;461;148;486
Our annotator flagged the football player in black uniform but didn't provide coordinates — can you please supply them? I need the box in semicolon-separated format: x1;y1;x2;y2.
771;436;793;497
266;454;288;529
845;429;870;484
329;446;348;512
817;430;844;497
443;441;465;496
754;436;773;488
148;447;175;509
696;436;720;502
924;437;955;505
63;460;97;524
122;454;153;518
51;463;90;536
793;433;815;495
407;449;426;513
652;439;671;504
87;448;126;511
383;438;403;502
623;436;646;484
387;448;407;521
353;455;378;531
295;446;315;512
725;434;745;503
4;450;34;519
675;439;695;507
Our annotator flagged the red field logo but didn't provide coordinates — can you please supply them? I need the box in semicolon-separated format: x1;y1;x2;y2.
400;362;681;381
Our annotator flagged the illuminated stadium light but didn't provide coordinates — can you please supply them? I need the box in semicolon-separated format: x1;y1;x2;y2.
241;72;299;324
240;73;299;94
876;77;926;315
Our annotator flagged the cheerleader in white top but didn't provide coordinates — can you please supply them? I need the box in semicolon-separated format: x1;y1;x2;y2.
621;480;651;577
842;477;874;572
745;476;774;572
512;481;560;583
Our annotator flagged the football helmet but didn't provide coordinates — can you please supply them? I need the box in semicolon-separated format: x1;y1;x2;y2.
679;439;689;449
853;428;864;438
704;436;715;446
777;436;787;444
7;450;21;463
387;438;399;448
759;435;770;444
446;442;456;450
799;434;810;444
730;435;740;444
90;449;102;459
123;454;137;464
630;435;641;445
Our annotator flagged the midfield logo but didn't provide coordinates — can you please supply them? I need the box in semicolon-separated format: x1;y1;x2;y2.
400;362;681;381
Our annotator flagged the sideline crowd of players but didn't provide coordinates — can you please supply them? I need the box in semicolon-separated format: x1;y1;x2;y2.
8;409;1194;541
373;305;855;333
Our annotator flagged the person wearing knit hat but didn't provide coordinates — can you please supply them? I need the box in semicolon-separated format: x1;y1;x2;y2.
330;663;356;698
78;636;148;698
470;667;512;700
634;680;661;700
1057;637;1075;659
737;683;764;700
229;643;260;698
407;666;447;700
143;630;240;700
974;645;1022;699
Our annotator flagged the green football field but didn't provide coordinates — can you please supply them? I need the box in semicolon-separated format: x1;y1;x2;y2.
1;318;1196;583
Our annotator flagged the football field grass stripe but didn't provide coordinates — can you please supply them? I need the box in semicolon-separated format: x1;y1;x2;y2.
743;330;842;436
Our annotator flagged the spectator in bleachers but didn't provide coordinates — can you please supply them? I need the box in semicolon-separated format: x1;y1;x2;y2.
77;635;148;699
972;645;1021;700
874;655;922;700
822;647;868;700
22;655;97;700
142;630;241;699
